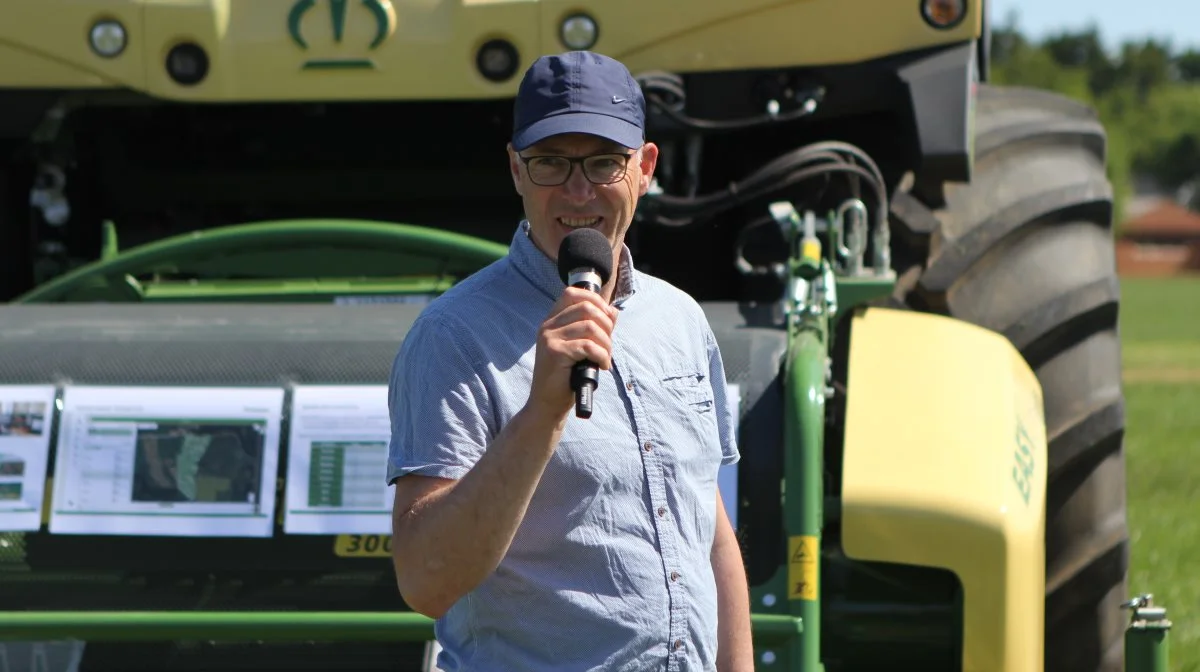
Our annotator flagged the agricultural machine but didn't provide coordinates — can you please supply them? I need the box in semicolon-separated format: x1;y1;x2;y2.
0;0;1173;670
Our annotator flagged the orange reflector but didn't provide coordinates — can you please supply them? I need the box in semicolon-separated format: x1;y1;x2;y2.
922;0;965;28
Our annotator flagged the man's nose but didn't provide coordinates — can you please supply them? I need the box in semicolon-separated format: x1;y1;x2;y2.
561;165;596;201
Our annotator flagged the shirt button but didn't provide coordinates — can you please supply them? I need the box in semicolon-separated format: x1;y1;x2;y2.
626;382;634;391
657;507;666;517
674;640;684;650
643;441;652;452
670;571;680;582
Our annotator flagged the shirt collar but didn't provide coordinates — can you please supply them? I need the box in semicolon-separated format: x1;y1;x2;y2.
508;220;638;306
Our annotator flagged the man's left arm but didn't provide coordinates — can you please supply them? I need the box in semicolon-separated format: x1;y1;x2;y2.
712;488;753;672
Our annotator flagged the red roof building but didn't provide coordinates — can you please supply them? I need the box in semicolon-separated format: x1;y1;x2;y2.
1115;199;1200;276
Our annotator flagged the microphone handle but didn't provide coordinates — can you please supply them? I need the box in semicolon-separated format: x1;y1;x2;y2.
571;360;598;419
567;268;604;419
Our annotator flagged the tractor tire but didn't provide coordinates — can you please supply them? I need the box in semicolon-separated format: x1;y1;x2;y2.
889;84;1129;672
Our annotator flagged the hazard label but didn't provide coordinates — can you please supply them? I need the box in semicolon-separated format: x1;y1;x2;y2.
787;535;818;601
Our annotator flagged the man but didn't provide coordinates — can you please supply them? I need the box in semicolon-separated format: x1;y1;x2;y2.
387;50;753;671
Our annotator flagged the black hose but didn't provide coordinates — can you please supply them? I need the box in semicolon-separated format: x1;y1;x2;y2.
647;150;882;216
637;71;825;132
652;147;847;212
649;163;884;227
640;139;888;245
631;72;891;265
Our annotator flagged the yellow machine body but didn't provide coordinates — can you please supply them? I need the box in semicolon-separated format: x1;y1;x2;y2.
0;0;980;100
840;307;1048;672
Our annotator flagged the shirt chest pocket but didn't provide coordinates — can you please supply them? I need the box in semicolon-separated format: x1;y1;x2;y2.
654;370;722;471
659;370;715;415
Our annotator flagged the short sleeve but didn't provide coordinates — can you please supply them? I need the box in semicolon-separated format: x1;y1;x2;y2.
704;323;740;466
386;313;496;484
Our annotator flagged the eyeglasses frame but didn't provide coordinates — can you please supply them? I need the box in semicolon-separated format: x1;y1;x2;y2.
517;151;637;187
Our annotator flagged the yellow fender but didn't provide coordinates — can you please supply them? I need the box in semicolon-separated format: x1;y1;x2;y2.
841;306;1047;672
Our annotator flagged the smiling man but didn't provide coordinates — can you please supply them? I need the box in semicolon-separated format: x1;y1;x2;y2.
386;50;753;672
505;52;652;284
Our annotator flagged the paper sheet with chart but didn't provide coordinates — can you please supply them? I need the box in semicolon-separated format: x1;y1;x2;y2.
284;385;394;535
48;386;284;537
0;385;57;532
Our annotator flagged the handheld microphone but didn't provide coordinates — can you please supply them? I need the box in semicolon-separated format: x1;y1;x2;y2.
557;228;615;419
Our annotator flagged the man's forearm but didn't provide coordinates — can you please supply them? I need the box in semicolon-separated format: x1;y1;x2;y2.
392;405;565;617
712;497;754;672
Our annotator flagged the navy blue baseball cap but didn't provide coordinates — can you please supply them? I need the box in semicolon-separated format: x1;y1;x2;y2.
512;50;646;152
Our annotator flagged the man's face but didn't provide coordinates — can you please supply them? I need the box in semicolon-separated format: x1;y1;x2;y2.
508;132;659;269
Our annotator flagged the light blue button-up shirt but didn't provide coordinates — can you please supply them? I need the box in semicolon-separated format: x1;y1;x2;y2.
387;221;740;671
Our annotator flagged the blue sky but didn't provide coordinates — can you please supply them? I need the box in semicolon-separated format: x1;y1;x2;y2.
992;0;1200;53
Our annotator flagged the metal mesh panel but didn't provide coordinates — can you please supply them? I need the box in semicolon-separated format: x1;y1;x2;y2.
0;302;785;393
0;304;427;386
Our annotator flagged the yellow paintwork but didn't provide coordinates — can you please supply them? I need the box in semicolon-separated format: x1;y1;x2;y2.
0;0;980;101
840;307;1047;672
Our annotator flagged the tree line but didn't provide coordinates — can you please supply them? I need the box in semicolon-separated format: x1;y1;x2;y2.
989;17;1200;223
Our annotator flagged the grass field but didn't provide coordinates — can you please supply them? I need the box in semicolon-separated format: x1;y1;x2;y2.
1120;276;1200;670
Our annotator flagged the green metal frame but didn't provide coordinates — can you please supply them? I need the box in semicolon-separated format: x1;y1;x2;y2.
0;612;805;649
0;206;1173;672
773;201;895;671
1123;595;1173;672
14;219;511;304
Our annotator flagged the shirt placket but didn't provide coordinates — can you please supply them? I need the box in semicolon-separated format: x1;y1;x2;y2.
612;342;689;671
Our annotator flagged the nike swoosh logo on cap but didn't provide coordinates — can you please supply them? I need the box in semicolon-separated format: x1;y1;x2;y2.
612;96;625;103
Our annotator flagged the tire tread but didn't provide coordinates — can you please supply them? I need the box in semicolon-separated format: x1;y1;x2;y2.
896;83;1129;672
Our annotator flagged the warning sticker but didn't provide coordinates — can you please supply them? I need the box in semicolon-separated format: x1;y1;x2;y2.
787;535;818;601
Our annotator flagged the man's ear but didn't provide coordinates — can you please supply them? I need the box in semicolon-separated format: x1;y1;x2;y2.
507;143;525;197
636;142;659;197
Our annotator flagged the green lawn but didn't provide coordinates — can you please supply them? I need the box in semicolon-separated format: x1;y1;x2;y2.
1119;276;1200;670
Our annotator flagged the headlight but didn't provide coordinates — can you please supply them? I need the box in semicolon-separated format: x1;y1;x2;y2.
560;14;598;51
89;19;127;58
476;39;519;83
921;0;965;29
166;43;210;86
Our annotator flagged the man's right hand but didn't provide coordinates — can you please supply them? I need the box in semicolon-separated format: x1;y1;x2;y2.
527;286;618;423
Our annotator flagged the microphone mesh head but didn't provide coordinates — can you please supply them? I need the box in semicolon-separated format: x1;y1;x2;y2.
557;228;614;286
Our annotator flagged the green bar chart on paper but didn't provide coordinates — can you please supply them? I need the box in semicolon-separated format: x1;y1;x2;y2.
307;442;388;509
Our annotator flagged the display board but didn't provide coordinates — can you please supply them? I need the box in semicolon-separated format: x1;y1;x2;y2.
48;386;285;537
8;378;740;539
284;385;394;535
0;385;57;531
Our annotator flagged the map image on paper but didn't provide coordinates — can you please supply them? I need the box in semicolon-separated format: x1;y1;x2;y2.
49;385;285;537
131;422;265;505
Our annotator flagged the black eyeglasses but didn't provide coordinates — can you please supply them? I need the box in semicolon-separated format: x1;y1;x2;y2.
518;152;635;186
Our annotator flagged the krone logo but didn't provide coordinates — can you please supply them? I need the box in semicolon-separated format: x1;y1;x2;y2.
288;0;397;69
